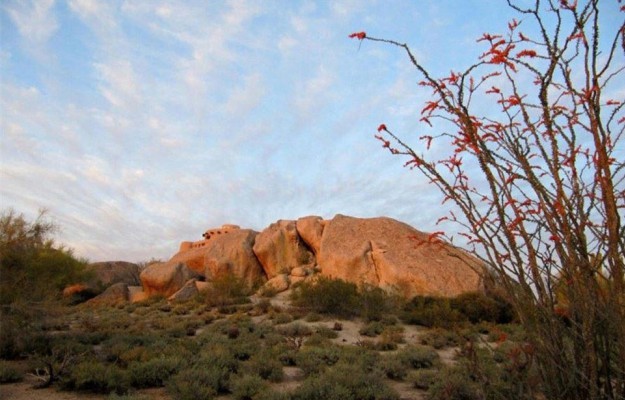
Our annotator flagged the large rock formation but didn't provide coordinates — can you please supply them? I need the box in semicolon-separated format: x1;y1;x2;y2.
204;229;266;288
133;214;484;301
296;216;325;255
317;215;483;298
139;228;265;297
253;220;314;278
86;261;141;288
140;261;201;297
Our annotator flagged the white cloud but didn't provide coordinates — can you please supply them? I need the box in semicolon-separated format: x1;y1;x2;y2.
94;60;141;109
4;0;58;44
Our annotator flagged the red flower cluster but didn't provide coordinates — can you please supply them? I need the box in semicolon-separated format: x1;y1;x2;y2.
348;32;366;40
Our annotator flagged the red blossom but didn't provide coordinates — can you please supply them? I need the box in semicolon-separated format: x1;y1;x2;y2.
348;31;366;40
486;86;501;94
377;123;387;132
516;49;537;58
519;32;529;41
420;135;433;150
477;33;502;43
606;99;621;106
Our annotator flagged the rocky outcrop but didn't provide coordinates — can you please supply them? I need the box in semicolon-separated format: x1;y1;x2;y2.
86;261;141;288
135;213;484;301
140;261;201;297
168;279;200;302
204;229;266;288
317;214;483;298
296;216;325;255
253;220;314;278
88;282;130;305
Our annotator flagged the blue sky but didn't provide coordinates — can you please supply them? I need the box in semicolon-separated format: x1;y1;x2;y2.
1;1;619;262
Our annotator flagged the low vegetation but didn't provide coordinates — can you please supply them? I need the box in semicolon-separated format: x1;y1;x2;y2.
2;210;539;399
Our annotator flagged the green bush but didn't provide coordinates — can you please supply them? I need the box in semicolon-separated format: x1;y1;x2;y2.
244;352;283;382
359;321;385;337
0;209;91;305
409;369;438;390
450;292;515;324
419;328;463;349
230;374;269;400
167;368;218;400
64;360;130;394
380;356;408;380
128;356;182;388
427;366;482;400
402;296;464;328
0;361;22;383
290;277;360;318
397;345;440;369
295;346;341;376
314;325;339;339
291;363;399;400
358;285;399;322
205;273;252;307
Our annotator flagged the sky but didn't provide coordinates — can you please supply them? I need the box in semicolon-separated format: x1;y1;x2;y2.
1;1;621;263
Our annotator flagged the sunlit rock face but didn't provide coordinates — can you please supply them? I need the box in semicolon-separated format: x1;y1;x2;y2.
136;214;484;300
316;215;484;298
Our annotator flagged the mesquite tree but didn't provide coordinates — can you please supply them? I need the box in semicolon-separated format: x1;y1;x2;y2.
351;1;624;399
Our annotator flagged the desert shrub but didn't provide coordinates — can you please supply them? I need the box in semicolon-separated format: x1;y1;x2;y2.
305;312;322;322
380;325;405;344
295;345;341;376
107;394;151;400
167;367;218;400
358;285;400;322
291;363;399;400
0;361;22;383
290;277;360;318
427;366;482;400
64;360;130;394
128;356;183;388
381;356;408;380
107;394;152;400
359;321;385;337
230;374;269;400
272;312;293;325
398;345;440;369
402;296;464;328
314;325;339;339
275;322;312;338
0;317;21;359
410;369;438;390
244;353;283;382
419;328;463;349
205;273;252;307
0;209;91;305
450;292;515;324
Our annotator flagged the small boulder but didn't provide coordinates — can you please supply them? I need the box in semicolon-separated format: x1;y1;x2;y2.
290;266;309;277
263;274;290;293
168;279;199;303
88;282;129;305
140;262;201;297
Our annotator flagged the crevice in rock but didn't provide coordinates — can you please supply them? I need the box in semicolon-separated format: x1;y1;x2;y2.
367;240;382;285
